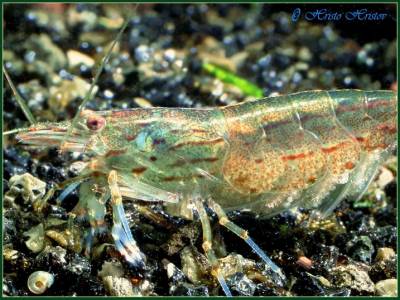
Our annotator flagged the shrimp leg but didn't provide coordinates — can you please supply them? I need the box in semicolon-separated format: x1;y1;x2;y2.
208;199;285;279
74;180;106;255
192;197;232;297
108;170;146;268
33;174;89;212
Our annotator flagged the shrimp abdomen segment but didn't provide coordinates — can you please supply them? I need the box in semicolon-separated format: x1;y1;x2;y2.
221;93;328;197
220;90;396;207
328;90;397;153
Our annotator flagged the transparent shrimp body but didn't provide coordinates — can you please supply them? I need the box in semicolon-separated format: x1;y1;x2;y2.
16;90;396;277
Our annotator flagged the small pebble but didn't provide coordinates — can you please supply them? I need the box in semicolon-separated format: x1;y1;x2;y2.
296;256;313;270
375;279;397;296
331;264;375;295
375;247;395;262
67;50;95;68
103;276;134;296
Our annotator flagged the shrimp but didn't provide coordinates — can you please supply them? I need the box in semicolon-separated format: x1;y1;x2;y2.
3;4;397;297
11;89;398;295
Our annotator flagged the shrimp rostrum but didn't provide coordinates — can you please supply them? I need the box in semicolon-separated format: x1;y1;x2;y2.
15;88;397;295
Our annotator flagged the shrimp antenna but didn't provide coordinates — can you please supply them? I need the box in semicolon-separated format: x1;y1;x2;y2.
61;4;138;150
3;127;30;136
3;65;36;124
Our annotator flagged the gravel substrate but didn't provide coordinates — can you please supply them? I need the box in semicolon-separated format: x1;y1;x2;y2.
3;3;397;296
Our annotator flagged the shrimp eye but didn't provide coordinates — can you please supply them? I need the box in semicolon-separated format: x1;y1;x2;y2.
86;115;106;131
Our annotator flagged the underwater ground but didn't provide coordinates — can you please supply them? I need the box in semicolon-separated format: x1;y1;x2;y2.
3;3;397;296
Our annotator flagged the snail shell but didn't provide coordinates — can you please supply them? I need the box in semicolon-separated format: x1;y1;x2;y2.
27;271;54;294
